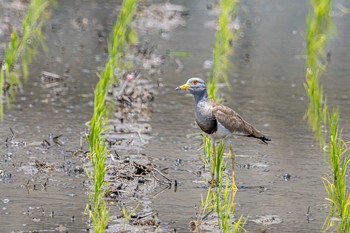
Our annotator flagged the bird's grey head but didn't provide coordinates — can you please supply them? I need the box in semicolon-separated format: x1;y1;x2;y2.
175;77;207;95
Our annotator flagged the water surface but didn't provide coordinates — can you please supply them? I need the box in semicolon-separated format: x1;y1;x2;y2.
1;0;350;232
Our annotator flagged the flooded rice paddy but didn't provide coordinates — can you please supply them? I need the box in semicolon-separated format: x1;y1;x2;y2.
1;0;350;232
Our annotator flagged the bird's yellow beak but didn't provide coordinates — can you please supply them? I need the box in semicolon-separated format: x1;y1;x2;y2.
175;82;190;90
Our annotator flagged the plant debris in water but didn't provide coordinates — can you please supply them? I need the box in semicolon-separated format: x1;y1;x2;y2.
40;70;75;103
110;73;156;122
100;71;170;232
127;44;165;75
250;214;283;226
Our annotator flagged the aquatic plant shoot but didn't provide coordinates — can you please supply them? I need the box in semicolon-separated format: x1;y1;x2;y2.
0;0;54;120
86;0;138;231
305;0;350;231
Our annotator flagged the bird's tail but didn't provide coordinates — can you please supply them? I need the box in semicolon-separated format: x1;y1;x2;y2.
247;134;271;144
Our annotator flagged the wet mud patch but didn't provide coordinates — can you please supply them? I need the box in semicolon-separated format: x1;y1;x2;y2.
134;2;187;39
1;127;85;177
105;153;172;199
97;74;174;231
105;72;157;154
3;130;87;182
108;212;161;233
250;214;283;226
39;71;76;103
189;213;241;233
128;44;165;76
110;75;156;122
103;153;173;232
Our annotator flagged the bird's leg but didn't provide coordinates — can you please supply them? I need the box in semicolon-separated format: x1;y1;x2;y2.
210;143;217;188
229;144;237;207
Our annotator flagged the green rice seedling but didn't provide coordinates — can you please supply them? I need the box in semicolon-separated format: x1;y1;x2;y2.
122;204;139;231
20;0;53;77
196;189;246;233
215;147;244;232
201;136;227;187
322;110;350;232
0;0;54;120
86;0;138;232
304;0;333;145
199;138;245;232
201;0;239;187
215;141;226;187
305;1;350;232
191;188;214;232
207;0;238;99
220;174;245;232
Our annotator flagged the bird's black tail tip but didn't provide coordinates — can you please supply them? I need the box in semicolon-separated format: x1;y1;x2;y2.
246;134;271;144
261;136;271;144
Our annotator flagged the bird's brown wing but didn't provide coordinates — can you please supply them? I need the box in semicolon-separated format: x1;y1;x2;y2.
211;101;270;143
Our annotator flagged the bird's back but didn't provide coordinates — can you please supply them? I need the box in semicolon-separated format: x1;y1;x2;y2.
211;101;271;144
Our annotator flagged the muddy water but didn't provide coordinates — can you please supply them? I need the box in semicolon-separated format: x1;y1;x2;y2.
1;0;350;232
146;0;350;232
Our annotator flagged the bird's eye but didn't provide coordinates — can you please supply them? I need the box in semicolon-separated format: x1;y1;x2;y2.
192;80;198;85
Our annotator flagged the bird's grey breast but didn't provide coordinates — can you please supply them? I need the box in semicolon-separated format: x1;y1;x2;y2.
195;101;217;134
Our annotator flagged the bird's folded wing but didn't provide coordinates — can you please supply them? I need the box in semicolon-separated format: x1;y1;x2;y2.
212;102;263;138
